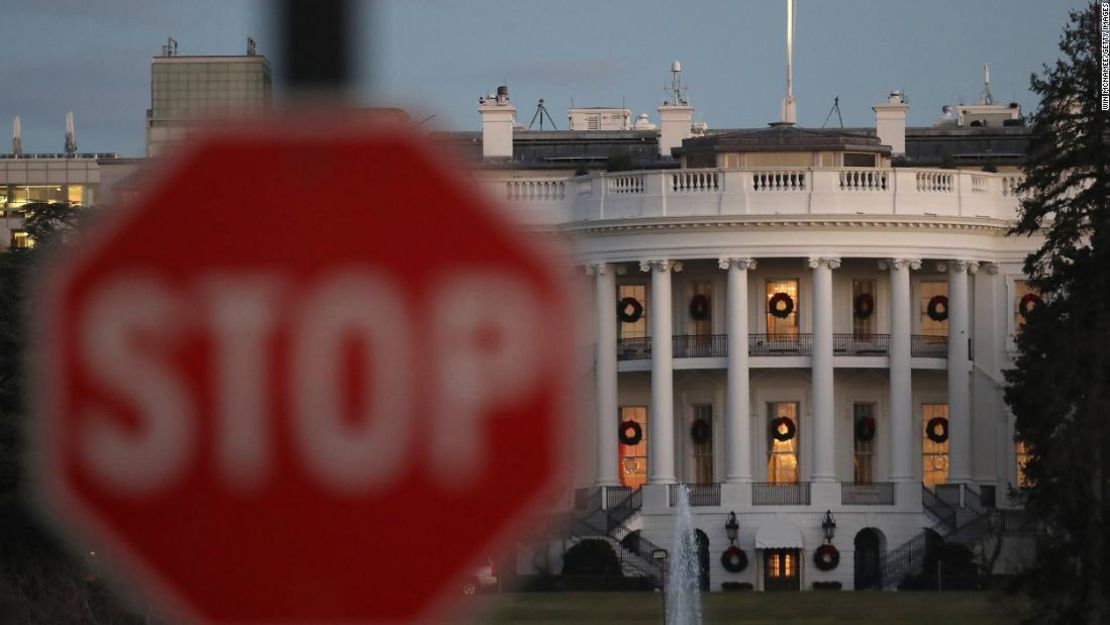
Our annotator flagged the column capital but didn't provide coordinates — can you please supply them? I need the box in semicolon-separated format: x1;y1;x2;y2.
878;258;921;271
717;257;757;271
981;262;1000;275
948;260;980;274
639;259;683;273
584;262;610;276
807;256;841;270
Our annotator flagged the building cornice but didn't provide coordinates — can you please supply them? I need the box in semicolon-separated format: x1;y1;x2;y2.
558;214;1013;236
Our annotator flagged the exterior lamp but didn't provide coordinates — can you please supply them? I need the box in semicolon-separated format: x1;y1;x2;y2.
821;510;837;543
725;511;739;544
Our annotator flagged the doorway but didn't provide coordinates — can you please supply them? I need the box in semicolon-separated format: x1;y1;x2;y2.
695;529;710;591
763;549;800;591
854;528;884;590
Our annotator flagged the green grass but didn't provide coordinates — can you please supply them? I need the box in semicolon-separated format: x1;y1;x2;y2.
464;591;1023;625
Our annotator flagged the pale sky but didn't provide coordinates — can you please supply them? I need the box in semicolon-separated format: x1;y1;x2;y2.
0;0;1091;156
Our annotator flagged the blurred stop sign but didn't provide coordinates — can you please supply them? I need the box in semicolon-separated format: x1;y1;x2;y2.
33;123;572;624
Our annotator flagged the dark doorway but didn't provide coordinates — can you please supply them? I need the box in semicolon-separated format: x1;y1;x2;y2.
763;549;800;591
695;529;710;591
854;528;883;590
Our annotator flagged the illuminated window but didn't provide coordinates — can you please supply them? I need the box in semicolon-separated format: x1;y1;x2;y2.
11;231;33;249
1015;440;1032;487
67;184;85;204
919;281;948;336
764;549;799;590
1013;280;1039;332
852;279;875;339
688;281;712;338
853;403;876;484
922;404;949;488
618;406;647;488
618;284;647;339
767;402;799;484
766;279;799;336
691;404;713;484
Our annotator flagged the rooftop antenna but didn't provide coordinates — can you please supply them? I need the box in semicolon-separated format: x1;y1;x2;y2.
821;96;843;128
161;36;178;57
981;63;994;104
64;111;77;157
664;60;687;105
779;0;797;124
12;116;22;157
247;36;257;56
528;98;558;130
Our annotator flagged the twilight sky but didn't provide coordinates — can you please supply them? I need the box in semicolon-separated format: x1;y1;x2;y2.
0;0;1091;156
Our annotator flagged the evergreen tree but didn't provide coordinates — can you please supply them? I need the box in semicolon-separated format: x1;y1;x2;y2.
1004;5;1110;624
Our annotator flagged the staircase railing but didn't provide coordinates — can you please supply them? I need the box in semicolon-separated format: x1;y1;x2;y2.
605;487;642;531
878;531;936;590
568;517;664;585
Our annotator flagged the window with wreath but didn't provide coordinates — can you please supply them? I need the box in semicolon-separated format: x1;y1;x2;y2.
618;284;647;339
765;279;799;338
922;403;949;488
618;406;647;488
852;279;876;339
853;402;876;484
1015;440;1032;487
1013;280;1040;333
919;281;948;337
767;402;799;484
690;404;714;484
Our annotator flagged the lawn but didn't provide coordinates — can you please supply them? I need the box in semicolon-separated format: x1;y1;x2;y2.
463;591;1022;625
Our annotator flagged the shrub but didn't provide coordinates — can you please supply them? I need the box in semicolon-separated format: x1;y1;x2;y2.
812;581;842;590
721;582;753;591
561;539;622;576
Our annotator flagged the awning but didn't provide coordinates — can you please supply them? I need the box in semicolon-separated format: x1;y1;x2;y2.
754;520;804;549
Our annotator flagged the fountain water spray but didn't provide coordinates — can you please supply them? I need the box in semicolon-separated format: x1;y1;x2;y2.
666;485;702;625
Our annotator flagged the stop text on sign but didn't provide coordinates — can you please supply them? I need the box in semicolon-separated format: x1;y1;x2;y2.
75;269;543;496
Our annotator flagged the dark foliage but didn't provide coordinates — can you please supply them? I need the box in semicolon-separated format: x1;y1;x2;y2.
1003;6;1110;623
812;581;842;591
720;581;753;591
898;543;981;591
561;539;623;576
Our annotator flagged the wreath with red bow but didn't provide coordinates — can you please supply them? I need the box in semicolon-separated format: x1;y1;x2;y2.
768;293;795;319
721;546;748;573
814;544;840;571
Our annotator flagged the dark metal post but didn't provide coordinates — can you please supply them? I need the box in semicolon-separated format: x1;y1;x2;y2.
279;0;355;95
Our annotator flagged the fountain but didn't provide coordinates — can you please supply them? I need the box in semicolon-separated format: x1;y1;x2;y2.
666;484;702;625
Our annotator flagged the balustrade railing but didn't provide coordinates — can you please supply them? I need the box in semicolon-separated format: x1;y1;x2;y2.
673;334;727;358
839;169;888;191
607;174;645;194
910;334;948;357
671;170;719;192
505;179;565;201
669;483;721;507
832;333;890;356
752;170;807;191
752;482;811;505
749;333;812;356
915;171;954;192
841;482;895;505
616;337;652;361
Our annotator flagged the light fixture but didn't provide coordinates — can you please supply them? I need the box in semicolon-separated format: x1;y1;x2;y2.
651;548;668;561
725;511;739;544
821;510;837;543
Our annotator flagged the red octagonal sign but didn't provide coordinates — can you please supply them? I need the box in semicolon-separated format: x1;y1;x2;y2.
33;122;572;625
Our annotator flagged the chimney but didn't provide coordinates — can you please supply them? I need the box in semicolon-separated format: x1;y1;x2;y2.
478;86;516;160
65;111;77;156
873;91;909;157
657;60;693;157
12;116;22;157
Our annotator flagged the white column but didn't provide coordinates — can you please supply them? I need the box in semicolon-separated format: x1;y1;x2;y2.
642;259;680;485
589;263;620;486
809;257;840;483
882;258;920;484
947;260;977;484
720;257;756;483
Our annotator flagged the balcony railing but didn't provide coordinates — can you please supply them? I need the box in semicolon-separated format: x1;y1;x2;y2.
911;334;948;358
619;333;946;361
833;333;890;356
752;482;812;505
669;483;722;507
749;333;812;356
841;482;896;505
673;334;727;358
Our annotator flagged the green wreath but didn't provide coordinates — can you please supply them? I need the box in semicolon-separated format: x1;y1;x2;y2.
690;418;711;444
925;416;949;444
721;546;748;573
618;297;644;323
768;293;794;319
1018;292;1041;318
814;544;840;571
853;293;875;319
689;294;710;320
855;416;876;442
770;417;796;442
619;420;643;446
927;295;949;322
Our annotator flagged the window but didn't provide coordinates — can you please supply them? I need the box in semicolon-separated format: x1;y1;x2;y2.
767;402;799;484
688;281;712;338
1013;280;1038;333
919;281;948;336
844;153;877;167
10;231;33;249
691;404;714;484
618;284;647;339
853;403;876;484
764;549;800;591
922;404;949;487
766;279;799;336
852;279;875;339
1015;440;1031;487
618;406;647;488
